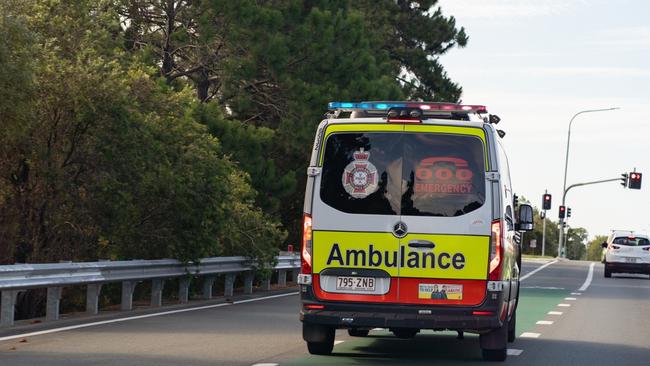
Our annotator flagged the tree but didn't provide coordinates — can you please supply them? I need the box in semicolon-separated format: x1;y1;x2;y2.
586;235;608;262
565;227;588;260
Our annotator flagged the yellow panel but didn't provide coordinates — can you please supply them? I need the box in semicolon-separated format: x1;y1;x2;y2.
399;233;489;280
312;230;490;280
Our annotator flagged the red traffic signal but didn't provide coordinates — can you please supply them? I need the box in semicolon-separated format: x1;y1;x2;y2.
629;172;642;189
559;205;566;219
542;193;552;210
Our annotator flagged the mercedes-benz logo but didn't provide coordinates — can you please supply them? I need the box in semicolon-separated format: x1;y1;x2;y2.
393;221;408;238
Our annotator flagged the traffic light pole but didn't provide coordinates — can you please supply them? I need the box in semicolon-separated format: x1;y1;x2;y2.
559;107;619;258
558;177;622;258
542;213;547;257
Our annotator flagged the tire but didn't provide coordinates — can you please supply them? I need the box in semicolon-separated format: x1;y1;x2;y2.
347;328;370;337
392;328;419;339
482;348;507;362
480;317;508;362
604;266;612;278
304;323;335;356
507;311;517;343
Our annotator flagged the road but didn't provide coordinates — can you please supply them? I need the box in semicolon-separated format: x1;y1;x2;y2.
1;260;648;365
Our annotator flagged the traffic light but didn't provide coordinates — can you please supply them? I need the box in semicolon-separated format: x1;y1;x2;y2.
542;193;552;210
559;205;566;219
629;172;642;189
567;207;572;218
620;173;628;187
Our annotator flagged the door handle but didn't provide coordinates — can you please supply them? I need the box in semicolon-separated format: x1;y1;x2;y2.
408;240;435;248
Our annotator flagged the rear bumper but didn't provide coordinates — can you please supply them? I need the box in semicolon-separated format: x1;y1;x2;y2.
300;285;504;331
605;261;650;274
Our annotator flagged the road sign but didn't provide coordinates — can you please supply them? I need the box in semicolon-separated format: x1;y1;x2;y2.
530;239;537;248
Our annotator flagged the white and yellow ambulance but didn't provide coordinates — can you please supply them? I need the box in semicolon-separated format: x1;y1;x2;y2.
298;101;534;361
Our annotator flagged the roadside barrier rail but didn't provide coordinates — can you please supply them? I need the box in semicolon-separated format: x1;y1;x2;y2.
0;254;301;327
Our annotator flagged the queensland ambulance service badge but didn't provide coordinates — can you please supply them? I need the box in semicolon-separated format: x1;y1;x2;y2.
342;149;378;198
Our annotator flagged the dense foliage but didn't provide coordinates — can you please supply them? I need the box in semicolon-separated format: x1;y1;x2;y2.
0;0;468;264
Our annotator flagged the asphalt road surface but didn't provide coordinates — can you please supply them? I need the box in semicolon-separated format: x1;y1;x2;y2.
1;259;648;365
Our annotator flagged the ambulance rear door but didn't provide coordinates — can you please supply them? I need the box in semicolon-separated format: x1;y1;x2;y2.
396;124;492;306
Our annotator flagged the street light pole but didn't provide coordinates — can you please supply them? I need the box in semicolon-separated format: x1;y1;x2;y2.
558;107;619;258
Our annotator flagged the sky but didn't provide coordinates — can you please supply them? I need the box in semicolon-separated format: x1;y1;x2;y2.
436;0;650;239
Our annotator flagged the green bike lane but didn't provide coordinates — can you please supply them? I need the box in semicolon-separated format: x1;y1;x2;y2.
284;260;589;365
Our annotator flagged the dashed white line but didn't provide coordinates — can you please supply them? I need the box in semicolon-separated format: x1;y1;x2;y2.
536;320;554;325
334;340;345;345
564;297;577;301
558;303;571;307
0;292;300;343
520;332;541;338
507;349;524;356
578;262;596;292
571;292;582;296
548;311;563;315
520;260;558;281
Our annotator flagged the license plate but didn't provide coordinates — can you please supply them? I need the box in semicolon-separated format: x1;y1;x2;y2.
625;257;638;263
336;276;375;291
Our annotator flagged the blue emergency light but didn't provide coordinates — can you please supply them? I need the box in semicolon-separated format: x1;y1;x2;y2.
328;101;487;113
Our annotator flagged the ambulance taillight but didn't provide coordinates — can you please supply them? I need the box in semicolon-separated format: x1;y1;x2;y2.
488;219;503;281
301;214;313;274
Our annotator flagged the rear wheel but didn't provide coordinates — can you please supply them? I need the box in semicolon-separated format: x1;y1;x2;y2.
392;328;419;339
347;328;370;337
480;317;508;362
303;323;335;355
507;311;517;343
604;265;612;278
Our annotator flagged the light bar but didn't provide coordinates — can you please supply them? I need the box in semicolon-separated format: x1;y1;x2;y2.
328;101;487;113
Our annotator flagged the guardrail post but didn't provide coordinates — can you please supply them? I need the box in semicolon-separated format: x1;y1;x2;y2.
121;281;138;311
1;290;19;327
179;277;190;304
244;272;254;294
278;269;287;287
151;279;164;307
86;284;102;315
224;274;235;297
46;287;63;321
262;277;272;291
202;276;216;300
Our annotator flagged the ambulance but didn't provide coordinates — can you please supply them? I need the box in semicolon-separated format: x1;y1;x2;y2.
298;101;534;361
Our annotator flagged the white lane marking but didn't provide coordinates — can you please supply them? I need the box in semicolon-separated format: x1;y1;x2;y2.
578;262;595;292
536;320;554;325
571;292;582;296
252;364;279;366
520;260;558;281
548;311;563;315
371;328;383;331
0;292;300;343
558;303;571;307
520;332;541;338
334;340;345;345
507;349;524;356
565;297;577;301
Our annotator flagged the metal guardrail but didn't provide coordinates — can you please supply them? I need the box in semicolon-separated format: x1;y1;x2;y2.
0;255;301;327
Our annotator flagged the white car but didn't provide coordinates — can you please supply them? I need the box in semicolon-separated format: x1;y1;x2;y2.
601;230;650;278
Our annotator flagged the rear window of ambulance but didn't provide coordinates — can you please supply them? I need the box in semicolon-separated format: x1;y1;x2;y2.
319;132;486;217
